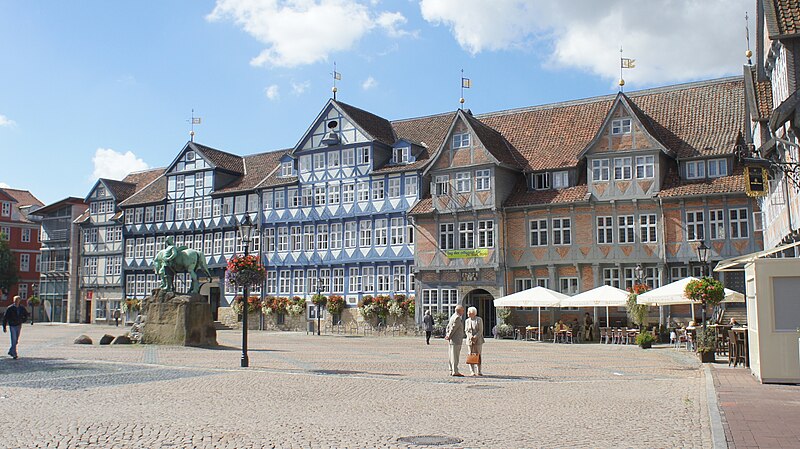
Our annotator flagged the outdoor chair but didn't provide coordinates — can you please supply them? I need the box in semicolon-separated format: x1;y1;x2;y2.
599;327;608;344
727;330;738;366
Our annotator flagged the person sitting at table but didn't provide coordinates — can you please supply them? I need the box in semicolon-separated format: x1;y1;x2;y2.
583;312;594;341
685;320;696;330
728;318;742;327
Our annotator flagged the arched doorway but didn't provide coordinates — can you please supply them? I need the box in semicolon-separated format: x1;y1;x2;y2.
463;289;495;337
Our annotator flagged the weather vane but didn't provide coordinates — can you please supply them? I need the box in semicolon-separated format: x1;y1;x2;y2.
619;47;636;92
460;69;471;109
187;109;201;142
331;62;341;100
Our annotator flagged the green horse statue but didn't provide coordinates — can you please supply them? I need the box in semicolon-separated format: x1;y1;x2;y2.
153;236;212;294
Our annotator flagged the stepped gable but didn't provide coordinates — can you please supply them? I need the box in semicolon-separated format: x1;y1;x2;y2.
217;149;290;194
192;142;244;175
335;100;396;147
375;112;455;174
765;0;800;37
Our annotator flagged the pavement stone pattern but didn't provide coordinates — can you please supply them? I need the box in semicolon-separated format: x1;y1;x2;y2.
0;324;713;448
712;365;800;449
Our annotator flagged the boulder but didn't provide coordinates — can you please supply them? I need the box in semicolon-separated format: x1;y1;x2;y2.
99;334;114;345
111;335;132;345
73;335;93;345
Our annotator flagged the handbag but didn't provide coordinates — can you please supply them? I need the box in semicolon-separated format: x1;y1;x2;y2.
466;353;481;364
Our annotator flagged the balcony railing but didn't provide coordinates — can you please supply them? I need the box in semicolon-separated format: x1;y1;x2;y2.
42;229;68;242
42;261;68;272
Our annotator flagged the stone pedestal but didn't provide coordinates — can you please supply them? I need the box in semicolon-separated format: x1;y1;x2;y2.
141;292;217;347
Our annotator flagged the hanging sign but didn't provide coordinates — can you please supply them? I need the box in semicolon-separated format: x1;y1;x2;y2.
446;249;488;259
744;166;769;197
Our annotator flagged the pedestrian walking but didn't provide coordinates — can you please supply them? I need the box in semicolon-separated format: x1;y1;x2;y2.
3;296;30;360
444;304;465;377
464;306;484;376
423;310;434;345
113;308;121;327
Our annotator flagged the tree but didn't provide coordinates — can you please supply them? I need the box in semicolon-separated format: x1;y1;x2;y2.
0;239;18;295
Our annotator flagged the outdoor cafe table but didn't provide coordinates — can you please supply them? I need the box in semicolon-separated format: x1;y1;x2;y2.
731;327;750;367
525;326;540;341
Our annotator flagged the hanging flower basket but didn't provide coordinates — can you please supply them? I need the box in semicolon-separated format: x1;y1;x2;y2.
326;295;345;316
232;295;262;315
286;296;306;316
225;255;266;288
684;277;725;307
311;293;327;307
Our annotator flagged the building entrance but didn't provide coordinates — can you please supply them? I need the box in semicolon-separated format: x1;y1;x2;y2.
464;289;496;337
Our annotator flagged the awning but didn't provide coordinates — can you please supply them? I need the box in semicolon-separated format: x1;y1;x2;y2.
493;286;568;308
560;285;629;307
714;240;800;272
637;277;745;306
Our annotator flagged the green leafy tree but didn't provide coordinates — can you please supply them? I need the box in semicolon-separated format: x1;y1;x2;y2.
0;239;18;293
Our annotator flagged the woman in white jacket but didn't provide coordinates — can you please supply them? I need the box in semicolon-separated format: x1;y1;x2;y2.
464;306;484;376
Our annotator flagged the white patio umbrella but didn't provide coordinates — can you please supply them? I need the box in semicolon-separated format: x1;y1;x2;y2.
636;277;745;306
493;286;568;338
561;285;630;329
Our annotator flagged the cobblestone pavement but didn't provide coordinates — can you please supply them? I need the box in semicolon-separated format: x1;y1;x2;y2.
0;324;712;448
712;365;800;448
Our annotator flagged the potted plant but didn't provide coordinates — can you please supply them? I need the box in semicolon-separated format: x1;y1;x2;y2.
696;326;717;362
635;332;655;349
684;277;725;324
626;283;651;329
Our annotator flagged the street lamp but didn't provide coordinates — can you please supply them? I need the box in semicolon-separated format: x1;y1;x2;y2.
316;272;323;336
634;264;645;285
237;214;256;368
696;241;710;327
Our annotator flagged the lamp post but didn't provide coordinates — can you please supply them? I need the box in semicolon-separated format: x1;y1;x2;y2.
316;273;323;336
696;241;710;327
237;214;256;368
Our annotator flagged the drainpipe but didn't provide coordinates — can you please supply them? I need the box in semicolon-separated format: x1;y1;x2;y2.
657;197;669;325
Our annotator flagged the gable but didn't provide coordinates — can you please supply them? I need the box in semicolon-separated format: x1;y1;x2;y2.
425;111;515;175
296;102;372;152
581;95;669;158
166;142;214;175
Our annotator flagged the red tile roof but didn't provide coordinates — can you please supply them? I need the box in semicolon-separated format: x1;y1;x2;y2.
118;175;167;207
408;197;433;215
336;100;396;147
193;142;244;174
765;0;800;37
0;188;43;207
657;165;746;198
504;185;590;208
216;150;288;194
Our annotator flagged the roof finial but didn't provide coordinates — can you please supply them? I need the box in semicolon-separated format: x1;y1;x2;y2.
331;62;341;101
460;68;471;109
187;109;201;142
619;46;635;92
745;12;753;65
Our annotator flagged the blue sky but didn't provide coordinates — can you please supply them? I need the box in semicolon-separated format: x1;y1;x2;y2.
0;0;750;205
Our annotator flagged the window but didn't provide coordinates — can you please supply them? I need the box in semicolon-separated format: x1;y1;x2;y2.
204;233;213;255
212;199;221;217
360;220;372;247
686;161;705;179
532;173;550;190
611;118;632;135
552;218;571;245
343;148;355;166
317;224;328;250
195;172;204;189
315;186;326;206
709;209;725;240
152;205;164;222
266;271;277;293
224;231;235;253
597;216;613;244
247;194;258;212
603;268;621;288
614;157;632;180
330;223;342;249
358;147;370;165
313;153;325;170
361;267;375;292
452;133;470;149
635;156;655;179
328;184;340;204
459;222;474;249
277;227;288;251
280;161;293;177
125;240;135;258
0;226;8;241
455;172;471;193
145;237;155;258
371;180;385;200
377;266;390;291
1;202;10;216
125;210;133;224
19;254;29;272
529;219;548;246
477;220;494;248
560;277;578;295
349;267;360;292
441;289;459;316
552;171;569;189
287;189;298;208
279;270;291;294
435;175;450;196
393;265;406;292
134;208;144;223
475;169;490;191
390;218;404;245
143;207;154;223
332;268;344;293
439;223;455;250
708;159;728;178
302;186;313;207
210;232;221;255
319;268;331;292
686;211;705;241
21;228;30;243
640;214;657;243
304;225;315;251
671;266;689;281
515;278;533;293
645;267;661;289
223;197;233;215
393;147;409;164
344;222;357;248
405;176;418;196
135;238;144;258
342;184;354;203
730;208;749;239
193;201;202;220
176;175;184;191
422;289;439;316
618;215;635;243
357;182;369;202
388;178;401;198
328;151;340;168
16;284;27;301
292;269;304;294
592;159;610;181
299;155;311;173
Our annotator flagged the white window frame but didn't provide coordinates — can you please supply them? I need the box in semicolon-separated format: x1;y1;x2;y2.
635;155;655;179
603;268;621;288
617;215;635;244
613;157;632;180
371;180;385;200
686;211;705;241
452;132;470;149
439;223;455;250
455;172;471;193
475;169;490;191
388;178;401;198
729;208;749;239
597;216;613;244
708;158;728;178
552;218;571;245
611;118;632;135
435;175;450;196
592;159;610;181
686;161;706;179
640;214;657;243
529;219;548;246
552;171;569;189
477;220;494;248
709;209;725;240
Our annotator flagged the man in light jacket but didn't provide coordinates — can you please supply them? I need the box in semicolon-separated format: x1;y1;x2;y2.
444;305;465;376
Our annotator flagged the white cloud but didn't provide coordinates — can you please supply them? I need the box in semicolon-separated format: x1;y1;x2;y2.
420;0;750;84
265;84;280;100
91;148;149;181
362;76;378;90
377;11;417;38
291;80;311;95
207;0;412;68
0;182;10;188
0;114;17;127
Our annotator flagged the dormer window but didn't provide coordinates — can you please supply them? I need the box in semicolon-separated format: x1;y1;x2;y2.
531;172;550;190
452;133;470;149
708;158;728;177
186;151;195;161
280;161;293;177
612;118;632;135
552;171;569;189
393;147;410;164
686;161;706;179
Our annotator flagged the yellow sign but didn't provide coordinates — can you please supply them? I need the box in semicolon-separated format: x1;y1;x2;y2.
446;249;488;259
745;166;769;197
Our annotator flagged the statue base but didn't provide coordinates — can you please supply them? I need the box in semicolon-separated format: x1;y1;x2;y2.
141;291;217;347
